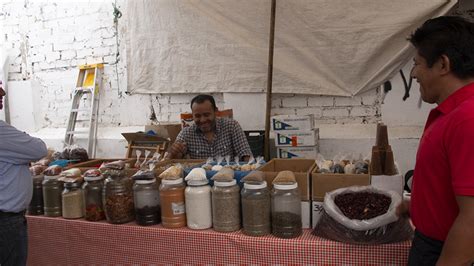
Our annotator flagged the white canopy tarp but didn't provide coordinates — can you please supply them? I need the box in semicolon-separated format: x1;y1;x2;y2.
126;0;457;96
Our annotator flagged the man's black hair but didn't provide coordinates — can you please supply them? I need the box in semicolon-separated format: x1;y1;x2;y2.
190;94;217;110
409;16;474;79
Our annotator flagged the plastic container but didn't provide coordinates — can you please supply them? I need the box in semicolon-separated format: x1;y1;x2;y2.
28;174;44;215
134;178;161;226
241;181;271;236
271;183;302;238
159;178;186;228
62;182;84;219
103;174;135;224
212;180;240;232
42;175;63;217
82;175;105;221
185;179;212;230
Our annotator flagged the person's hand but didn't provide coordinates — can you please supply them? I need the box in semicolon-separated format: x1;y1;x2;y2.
167;141;186;159
396;199;410;218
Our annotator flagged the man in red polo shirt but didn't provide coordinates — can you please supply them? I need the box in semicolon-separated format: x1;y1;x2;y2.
401;16;474;265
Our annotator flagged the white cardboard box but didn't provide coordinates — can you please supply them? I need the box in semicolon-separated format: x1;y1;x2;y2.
278;146;319;159
301;201;312;229
312;200;324;228
274;129;319;147
371;174;404;196
271;115;313;131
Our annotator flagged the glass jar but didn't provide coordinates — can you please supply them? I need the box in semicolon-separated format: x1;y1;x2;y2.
185;180;212;230
133;178;161;226
212;180;240;232
103;174;135;224
271;183;302;238
82;175;105;221
28;174;44;215
42;175;63;217
62;182;84;219
241;181;271;236
159;178;186;228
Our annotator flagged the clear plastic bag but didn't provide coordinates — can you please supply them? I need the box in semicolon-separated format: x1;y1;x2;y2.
272;170;296;184
43;165;63;176
212;167;235;182
242;170;265;183
211;156;224;171
185;168;207;182
313;186;413;244
202;157;214;171
159;164;184;180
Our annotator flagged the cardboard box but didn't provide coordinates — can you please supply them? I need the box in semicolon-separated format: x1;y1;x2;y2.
277;146;319;159
312;200;324;228
271;115;313;131
274;129;319;147
311;172;370;200
371;173;404;196
145;123;182;142
258;158;316;201
301;201;312;229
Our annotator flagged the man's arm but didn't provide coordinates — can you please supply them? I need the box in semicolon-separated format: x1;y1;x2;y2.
0;122;48;164
436;195;474;266
166;129;187;159
230;120;253;161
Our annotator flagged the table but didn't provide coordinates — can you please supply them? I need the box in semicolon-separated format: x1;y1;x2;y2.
27;215;410;265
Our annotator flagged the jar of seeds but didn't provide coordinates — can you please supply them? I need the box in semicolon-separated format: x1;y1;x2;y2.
83;175;105;221
271;183;302;238
241;181;271;236
42;175;63;217
28;174;44;215
103;173;135;224
159;178;186;228
62;182;84;219
212;180;240;232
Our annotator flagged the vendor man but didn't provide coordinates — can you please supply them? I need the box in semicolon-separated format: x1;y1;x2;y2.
166;94;253;161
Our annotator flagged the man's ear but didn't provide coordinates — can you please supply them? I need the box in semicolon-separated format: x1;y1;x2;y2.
438;54;452;75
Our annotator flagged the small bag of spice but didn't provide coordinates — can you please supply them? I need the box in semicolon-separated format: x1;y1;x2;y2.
211;156;224;171
223;155;232;169
100;160;126;171
159;164;184;180
251;156;265;170
43;165;63;176
272;170;296;184
242;170;265;183
241;156;255;171
202;157;214;171
132;169;156;180
212;167;234;182
185;167;207;181
83;169;102;177
231;156;241;170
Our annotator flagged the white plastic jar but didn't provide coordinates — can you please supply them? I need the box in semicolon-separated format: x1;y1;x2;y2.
185;179;212;229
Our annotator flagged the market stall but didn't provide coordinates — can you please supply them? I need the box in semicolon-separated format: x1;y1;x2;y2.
26;215;410;265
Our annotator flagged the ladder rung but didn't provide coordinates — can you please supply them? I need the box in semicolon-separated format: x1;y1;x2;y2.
71;108;90;112
74;119;90;122
75;86;94;91
66;130;89;135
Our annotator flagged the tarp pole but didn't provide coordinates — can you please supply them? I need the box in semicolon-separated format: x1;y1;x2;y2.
264;0;276;161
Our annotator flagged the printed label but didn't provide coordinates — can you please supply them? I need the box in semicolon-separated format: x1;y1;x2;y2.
171;202;185;215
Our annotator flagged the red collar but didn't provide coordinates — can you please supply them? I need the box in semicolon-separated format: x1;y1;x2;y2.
436;82;474;114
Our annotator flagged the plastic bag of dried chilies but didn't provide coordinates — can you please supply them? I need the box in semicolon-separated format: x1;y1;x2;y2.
312;186;413;244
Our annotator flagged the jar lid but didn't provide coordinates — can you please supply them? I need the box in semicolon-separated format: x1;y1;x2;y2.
244;181;267;189
214;180;237;187
64;182;81;188
84;175;103;181
274;183;298;190
135;178;156;184
162;178;183;185
43;175;60;180
187;179;208;186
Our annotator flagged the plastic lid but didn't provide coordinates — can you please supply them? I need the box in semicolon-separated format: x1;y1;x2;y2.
274;183;298;190
43;175;60;180
187;179;209;186
162;178;184;185
135;178;156;184
244;181;267;189
214;180;237;187
84;175;103;181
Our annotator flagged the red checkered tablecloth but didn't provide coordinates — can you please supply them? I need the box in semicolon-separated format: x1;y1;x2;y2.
26;215;410;265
